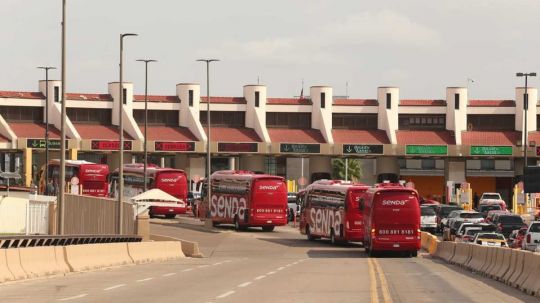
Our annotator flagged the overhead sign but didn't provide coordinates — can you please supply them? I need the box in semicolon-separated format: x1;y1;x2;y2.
405;145;448;155
217;142;258;153
280;143;320;154
343;144;383;155
470;146;512;156
91;140;132;151
155;141;195;152
27;138;66;149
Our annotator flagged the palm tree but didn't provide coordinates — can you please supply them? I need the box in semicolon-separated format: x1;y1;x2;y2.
332;158;363;181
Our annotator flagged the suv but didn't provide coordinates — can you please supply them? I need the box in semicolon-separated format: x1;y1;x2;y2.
420;206;437;234
522;221;540;252
485;210;509;223
478;204;501;218
491;214;525;238
436;205;463;233
447;211;483;228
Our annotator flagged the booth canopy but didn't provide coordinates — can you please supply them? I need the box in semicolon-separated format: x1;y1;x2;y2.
130;188;180;203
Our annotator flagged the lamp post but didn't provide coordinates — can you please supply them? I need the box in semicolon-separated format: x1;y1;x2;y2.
59;0;67;234
136;59;157;192
516;72;537;177
37;66;56;195
118;33;137;235
197;59;219;218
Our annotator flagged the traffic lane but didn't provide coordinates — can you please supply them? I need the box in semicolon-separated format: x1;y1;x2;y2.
216;251;371;303
377;252;537;303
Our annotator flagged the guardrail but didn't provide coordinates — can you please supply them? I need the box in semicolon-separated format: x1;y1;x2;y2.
0;235;142;249
422;232;540;298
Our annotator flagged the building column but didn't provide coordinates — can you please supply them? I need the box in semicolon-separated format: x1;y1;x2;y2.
69;148;78;160
228;157;237;170
375;156;399;176
309;156;332;181
445;159;466;183
23;148;32;186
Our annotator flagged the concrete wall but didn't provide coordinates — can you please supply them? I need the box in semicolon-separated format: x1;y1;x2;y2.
240;155;265;172
309;156;332;177
0;196;28;234
310;86;334;144
515;87;537;144
446;87;468;145
377;87;399;144
375;156;400;175
244;85;270;143
177;83;207;142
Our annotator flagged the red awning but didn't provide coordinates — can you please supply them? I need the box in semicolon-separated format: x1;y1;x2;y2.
205;127;261;142
268;128;325;143
462;131;520;145
332;129;389;144
10;122;61;139
75;124;133;140
396;130;455;145
140;126;198;141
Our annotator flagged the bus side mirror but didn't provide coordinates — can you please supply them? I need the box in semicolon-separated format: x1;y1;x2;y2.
359;199;364;212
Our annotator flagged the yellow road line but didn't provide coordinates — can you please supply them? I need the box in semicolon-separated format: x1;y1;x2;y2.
372;258;393;303
367;258;379;303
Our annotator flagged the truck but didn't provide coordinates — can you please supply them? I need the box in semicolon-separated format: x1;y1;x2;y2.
522;221;540;251
479;192;506;210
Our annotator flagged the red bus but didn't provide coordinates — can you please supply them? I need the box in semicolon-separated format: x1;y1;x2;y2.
204;170;287;231
299;180;369;244
38;159;109;197
362;183;421;257
110;164;188;218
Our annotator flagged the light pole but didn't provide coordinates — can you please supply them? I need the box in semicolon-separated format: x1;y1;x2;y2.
59;0;67;234
118;33;137;235
136;59;157;192
197;59;219;218
516;72;536;177
37;66;56;195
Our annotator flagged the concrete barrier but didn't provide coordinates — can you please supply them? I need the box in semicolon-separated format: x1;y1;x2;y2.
468;245;487;272
450;243;471;266
479;246;495;274
150;234;204;258
435;241;456;262
65;243;133;272
502;249;519;284
519;253;540;293
493;248;512;281
428;236;439;255
514;251;535;289
5;248;27;280
487;247;505;278
128;241;185;264
18;246;69;278
0;249;14;282
508;250;526;287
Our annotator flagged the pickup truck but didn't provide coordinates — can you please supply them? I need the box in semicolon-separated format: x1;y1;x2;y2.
522;221;540;251
479;192;506;210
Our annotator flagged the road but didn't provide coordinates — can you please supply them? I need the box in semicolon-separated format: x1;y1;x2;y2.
0;218;536;303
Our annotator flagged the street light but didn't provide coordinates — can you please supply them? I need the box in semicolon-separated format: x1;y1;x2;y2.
197;59;219;219
516;72;537;178
37;66;56;195
59;0;67;234
118;33;137;235
136;59;157;192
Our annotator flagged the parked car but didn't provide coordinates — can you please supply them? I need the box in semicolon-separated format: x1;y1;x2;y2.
447;211;483;230
478;204;501;218
479;192;506;210
458;227;483;243
491;214;526;238
420;206;437;233
508;227;527;249
455;223;496;241
287;192;298;222
522;221;540;252
485;210;509;223
473;232;508;247
436;205;463;233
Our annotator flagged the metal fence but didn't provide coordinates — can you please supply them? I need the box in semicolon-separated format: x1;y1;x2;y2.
63;194;135;235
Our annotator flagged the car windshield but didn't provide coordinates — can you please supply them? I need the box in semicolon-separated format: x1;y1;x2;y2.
461;212;483;219
440;207;461;217
478;234;504;240
530;224;540;233
421;207;436;216
499;216;523;224
482;194;501;200
480;205;501;213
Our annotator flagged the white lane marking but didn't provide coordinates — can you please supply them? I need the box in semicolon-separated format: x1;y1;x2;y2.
216;290;235;299
292;262;299;265
136;277;154;282
254;275;266;280
223;260;232;263
103;284;126;291
182;268;194;272
267;271;276;275
285;264;292;267
162;273;176;277
198;265;210;268
213;262;223;266
277;267;285;271
58;294;88;301
238;281;252;288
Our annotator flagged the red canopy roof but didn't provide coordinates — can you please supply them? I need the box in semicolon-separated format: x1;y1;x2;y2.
140;126;198;141
10;122;61;138
266;98;312;105
461;131;520;145
468;100;515;107
397;130;455;145
332;129;389;144
0;91;44;99
333;99;378;106
75;124;133;140
400;99;446;106
268;129;325;143
205;127;261;142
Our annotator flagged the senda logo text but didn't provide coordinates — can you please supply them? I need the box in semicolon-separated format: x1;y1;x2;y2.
259;185;279;190
382;200;407;206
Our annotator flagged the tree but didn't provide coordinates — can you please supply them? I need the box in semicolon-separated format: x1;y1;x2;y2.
332;158;363;181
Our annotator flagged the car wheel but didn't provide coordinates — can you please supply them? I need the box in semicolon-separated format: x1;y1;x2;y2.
262;226;275;232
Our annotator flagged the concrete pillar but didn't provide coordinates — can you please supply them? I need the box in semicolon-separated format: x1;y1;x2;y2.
446;87;468;145
309;156;332;179
69;148;78;160
244;85;271;142
228;157;236;170
375;157;399;176
188;157;206;182
136;214;150;241
177;83;207;142
515;87;538;145
23;148;32;186
445;160;466;183
310;86;334;144
377;87;399;144
240;155;265;172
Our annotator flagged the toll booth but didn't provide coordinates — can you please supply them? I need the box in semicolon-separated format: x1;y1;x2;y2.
446;181;471;210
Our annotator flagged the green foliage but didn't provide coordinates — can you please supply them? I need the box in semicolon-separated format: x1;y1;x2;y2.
332;158;362;181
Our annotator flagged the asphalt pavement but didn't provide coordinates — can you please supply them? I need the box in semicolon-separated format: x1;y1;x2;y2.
0;217;536;303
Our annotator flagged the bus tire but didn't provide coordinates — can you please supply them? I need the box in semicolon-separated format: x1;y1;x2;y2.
212;221;220;227
165;214;176;219
369;249;378;258
330;229;336;245
262;226;275;232
306;225;316;241
411;251;418;258
234;218;242;232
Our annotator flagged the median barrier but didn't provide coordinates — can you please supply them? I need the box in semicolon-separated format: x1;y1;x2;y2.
468;245;486;272
487;247;505;279
65;243;133;272
514;251;535;289
428;236;439;255
0;249;14;282
493;248;512;281
18;246;69;278
479;246;495;275
150;234;204;258
438;241;456;262
502;249;519;284
522;253;540;295
127;241;185;264
5;248;27;280
508;250;526;287
450;243;470;266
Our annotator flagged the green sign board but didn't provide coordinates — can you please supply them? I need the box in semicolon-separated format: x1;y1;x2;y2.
26;138;65;149
280;143;320;154
470;146;513;156
405;145;448;155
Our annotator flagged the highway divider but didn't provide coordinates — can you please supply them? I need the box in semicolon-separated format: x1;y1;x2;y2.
424;231;540;298
0;240;191;284
150;234;204;258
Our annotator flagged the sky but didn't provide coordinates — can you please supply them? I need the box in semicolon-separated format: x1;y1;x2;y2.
1;0;540;100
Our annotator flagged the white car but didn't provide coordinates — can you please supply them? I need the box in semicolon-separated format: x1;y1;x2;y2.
479;192;506;209
522;221;540;252
420;206;437;233
473;233;507;247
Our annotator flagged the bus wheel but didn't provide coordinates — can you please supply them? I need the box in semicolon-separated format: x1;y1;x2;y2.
262;226;275;232
330;229;336;245
165;214;176;219
212;221;220;227
369;248;378;258
306;226;316;241
411;251;418;258
234;218;241;232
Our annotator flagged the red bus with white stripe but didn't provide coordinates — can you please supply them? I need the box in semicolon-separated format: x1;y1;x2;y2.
38;160;109;197
362;183;421;257
110;164;188;218
299;180;369;244
204;170;287;232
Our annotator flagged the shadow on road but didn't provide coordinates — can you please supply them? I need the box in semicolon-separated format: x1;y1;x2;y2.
306;249;367;258
257;237;363;249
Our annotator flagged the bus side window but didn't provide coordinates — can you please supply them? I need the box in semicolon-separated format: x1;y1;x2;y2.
359;198;364;212
201;182;208;199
